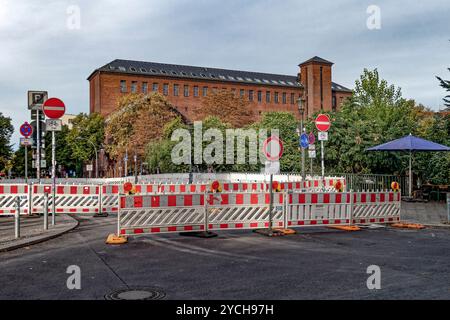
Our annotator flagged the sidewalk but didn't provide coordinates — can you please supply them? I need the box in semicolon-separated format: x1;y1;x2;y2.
0;214;78;252
401;201;449;226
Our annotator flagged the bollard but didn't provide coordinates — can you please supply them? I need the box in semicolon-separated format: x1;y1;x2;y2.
15;196;21;239
27;183;32;216
51;189;55;226
44;192;49;231
447;193;450;224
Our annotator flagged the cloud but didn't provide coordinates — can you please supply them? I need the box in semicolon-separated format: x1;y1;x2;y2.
0;0;449;148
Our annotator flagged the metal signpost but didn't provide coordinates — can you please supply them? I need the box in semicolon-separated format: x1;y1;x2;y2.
28;91;48;182
19;122;33;183
300;133;309;180
262;136;283;236
315;114;331;179
43;97;65;226
308;132;316;176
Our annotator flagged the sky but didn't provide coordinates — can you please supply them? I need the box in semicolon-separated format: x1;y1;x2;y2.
0;0;449;148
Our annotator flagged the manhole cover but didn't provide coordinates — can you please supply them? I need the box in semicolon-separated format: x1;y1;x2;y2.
105;288;166;300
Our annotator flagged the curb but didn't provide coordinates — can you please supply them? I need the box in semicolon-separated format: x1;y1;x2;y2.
0;214;79;252
421;223;450;230
400;219;450;230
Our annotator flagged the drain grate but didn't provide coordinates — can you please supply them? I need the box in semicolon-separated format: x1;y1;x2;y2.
105;287;166;300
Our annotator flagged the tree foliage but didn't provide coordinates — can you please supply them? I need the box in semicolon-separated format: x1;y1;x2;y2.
251;112;301;172
194;89;254;127
44;125;79;177
105;93;179;160
303;69;450;184
142;68;449;185
436;68;450;109
0;112;13;174
66;113;105;162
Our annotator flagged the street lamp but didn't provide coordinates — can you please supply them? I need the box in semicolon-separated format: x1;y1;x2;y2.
297;97;306;180
77;137;98;178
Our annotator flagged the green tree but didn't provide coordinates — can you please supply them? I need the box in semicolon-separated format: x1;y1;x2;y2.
436;68;450;110
0;112;14;174
105;93;179;161
11;146;32;178
252;112;301;172
146;117;190;173
44;125;78;177
306;69;422;175
66;113;105;175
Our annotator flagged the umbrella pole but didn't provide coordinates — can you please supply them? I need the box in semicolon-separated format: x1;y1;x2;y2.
409;151;412;198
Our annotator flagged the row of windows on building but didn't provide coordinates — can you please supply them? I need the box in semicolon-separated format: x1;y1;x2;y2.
119;80;299;104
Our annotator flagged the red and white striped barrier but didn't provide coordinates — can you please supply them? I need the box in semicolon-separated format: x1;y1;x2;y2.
118;190;400;237
119;193;206;235
0;184;29;215
206;192;285;231
351;191;401;224
31;185;100;214
287;191;400;227
0;177;347;216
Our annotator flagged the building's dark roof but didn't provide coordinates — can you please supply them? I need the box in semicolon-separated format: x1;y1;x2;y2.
90;59;302;88
331;82;352;93
88;58;351;92
299;56;334;66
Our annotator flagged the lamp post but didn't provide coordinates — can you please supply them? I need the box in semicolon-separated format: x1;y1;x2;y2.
297;97;306;181
77;137;98;178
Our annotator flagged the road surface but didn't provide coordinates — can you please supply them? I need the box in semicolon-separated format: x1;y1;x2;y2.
0;215;449;299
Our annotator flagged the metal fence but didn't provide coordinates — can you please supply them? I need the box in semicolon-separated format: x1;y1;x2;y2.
330;173;408;196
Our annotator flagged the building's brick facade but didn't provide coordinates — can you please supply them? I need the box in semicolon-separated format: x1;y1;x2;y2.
88;56;352;121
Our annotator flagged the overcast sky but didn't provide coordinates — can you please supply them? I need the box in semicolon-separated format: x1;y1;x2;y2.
1;0;449;147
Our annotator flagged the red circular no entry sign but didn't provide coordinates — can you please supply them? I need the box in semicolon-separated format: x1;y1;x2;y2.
315;114;331;132
43;97;66;119
262;136;283;161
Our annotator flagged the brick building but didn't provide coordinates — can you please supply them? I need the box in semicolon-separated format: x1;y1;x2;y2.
88;56;352;121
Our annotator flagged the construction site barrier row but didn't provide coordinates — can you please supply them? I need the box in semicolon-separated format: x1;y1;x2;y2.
0;179;346;216
117;191;400;236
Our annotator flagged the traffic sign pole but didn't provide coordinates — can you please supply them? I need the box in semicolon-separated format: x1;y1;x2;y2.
321;140;325;179
43;97;66;225
315;114;331;182
20;122;33;183
24;146;28;182
52;131;56;226
36;109;41;183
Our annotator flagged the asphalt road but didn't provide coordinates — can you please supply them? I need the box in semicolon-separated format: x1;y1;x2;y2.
0;215;449;300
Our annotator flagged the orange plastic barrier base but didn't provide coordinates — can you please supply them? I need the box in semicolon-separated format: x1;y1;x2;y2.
327;225;361;231
274;228;296;235
391;223;425;230
106;234;128;244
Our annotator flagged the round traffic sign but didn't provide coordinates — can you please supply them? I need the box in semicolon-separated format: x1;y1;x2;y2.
42;97;66;119
262;136;283;161
300;133;309;149
20;122;33;137
308;132;315;145
315;114;331;132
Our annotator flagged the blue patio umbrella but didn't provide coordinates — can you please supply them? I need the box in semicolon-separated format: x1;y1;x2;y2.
366;134;450;197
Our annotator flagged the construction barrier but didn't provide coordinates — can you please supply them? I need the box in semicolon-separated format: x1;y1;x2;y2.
206;192;285;231
350;191;401;224
0;178;346;216
0;184;29;215
31;185;100;214
119;193;206;235
102;179;345;213
287;192;352;226
286;191;400;227
117;190;400;237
